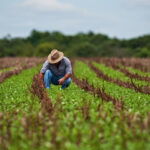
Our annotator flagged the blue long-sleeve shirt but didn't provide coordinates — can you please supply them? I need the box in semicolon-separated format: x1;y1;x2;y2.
40;57;72;76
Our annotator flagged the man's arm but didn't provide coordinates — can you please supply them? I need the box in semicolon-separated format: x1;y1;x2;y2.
59;73;71;85
59;57;72;85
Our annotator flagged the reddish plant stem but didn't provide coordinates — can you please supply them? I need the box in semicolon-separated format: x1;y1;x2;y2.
88;61;150;95
72;59;150;131
30;74;53;115
71;60;124;111
95;59;150;84
0;59;44;83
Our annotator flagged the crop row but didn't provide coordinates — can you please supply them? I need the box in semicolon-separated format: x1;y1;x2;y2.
94;57;150;72
0;65;44;149
126;66;150;78
71;60;124;111
92;62;150;87
74;60;150;114
46;62;150;150
0;58;150;150
94;58;150;84
0;58;44;83
0;65;111;149
88;61;150;95
71;60;150;129
0;57;45;70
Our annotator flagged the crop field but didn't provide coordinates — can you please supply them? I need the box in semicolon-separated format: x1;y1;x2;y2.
0;57;150;150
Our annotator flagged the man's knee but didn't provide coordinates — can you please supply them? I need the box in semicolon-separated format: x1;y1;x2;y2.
66;78;71;85
61;78;71;89
45;70;53;78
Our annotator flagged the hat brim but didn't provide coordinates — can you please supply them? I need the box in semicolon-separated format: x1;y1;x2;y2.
48;52;64;64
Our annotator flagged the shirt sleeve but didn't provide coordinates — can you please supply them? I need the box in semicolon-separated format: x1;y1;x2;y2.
65;57;72;75
40;60;49;73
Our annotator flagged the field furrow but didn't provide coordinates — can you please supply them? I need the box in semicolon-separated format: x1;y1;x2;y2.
0;57;45;70
95;59;150;84
0;59;44;84
71;60;124;111
0;65;60;150
30;73;53;114
126;66;150;78
89;62;150;95
74;60;150;114
1;57;150;150
98;57;150;72
0;66;45;149
45;70;150;150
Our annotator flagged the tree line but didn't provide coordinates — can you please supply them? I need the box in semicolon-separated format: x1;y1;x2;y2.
0;30;150;57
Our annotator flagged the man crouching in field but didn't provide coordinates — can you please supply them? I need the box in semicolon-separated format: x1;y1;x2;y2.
40;49;72;89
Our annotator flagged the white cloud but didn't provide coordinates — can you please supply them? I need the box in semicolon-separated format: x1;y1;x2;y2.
17;0;99;19
19;0;76;12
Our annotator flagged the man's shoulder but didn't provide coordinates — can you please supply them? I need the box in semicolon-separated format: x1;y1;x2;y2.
44;60;49;64
43;60;51;66
63;56;71;63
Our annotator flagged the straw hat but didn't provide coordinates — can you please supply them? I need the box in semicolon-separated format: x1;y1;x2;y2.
48;49;64;64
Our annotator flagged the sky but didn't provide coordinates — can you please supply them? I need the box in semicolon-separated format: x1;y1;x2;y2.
0;0;150;39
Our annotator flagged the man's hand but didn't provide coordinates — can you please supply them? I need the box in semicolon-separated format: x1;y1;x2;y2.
59;77;65;85
59;73;71;85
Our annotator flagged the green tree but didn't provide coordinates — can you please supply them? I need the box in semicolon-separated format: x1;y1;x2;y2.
73;42;97;57
136;48;150;58
34;42;59;57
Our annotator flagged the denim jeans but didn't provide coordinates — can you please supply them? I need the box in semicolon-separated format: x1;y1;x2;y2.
44;70;71;89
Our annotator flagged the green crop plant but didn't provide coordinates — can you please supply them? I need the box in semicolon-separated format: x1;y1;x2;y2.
74;61;150;115
0;65;50;150
0;65;42;112
46;82;150;150
93;62;150;86
0;67;17;73
1;59;150;150
126;66;150;78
